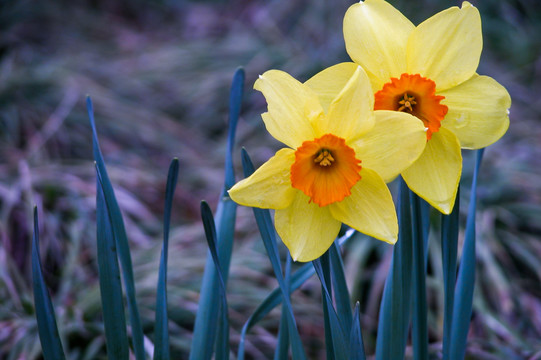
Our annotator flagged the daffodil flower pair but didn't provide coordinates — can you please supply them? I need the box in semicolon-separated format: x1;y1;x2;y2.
229;67;427;261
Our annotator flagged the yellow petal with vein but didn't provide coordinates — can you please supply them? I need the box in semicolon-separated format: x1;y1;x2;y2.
304;62;358;113
439;75;511;149
321;66;375;140
329;168;397;244
229;149;296;210
275;191;341;262
352;110;426;182
255;70;322;148
343;0;413;91
402;128;462;214
407;2;482;91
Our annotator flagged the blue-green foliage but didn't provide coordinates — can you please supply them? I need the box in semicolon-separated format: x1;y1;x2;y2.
88;97;145;360
189;68;243;360
32;208;66;360
349;303;366;360
449;149;484;360
154;159;179;360
200;201;230;360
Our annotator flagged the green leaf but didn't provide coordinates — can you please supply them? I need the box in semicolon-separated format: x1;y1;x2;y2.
274;256;292;360
190;68;242;360
31;207;66;360
96;165;129;360
313;255;348;360
201;201;230;360
87;97;145;360
349;302;366;360
238;148;306;360
237;228;357;359
441;188;460;360
154;159;179;360
376;177;413;360
411;191;428;359
329;242;353;334
449;148;484;360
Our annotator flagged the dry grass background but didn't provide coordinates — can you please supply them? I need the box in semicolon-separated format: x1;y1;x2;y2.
0;0;540;358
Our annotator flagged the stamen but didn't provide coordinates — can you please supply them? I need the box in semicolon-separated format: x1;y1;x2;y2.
398;93;416;112
314;149;335;166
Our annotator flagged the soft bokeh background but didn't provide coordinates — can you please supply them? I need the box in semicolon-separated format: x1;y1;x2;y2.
1;0;540;358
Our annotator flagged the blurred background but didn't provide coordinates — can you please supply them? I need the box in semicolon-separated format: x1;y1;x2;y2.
1;0;540;358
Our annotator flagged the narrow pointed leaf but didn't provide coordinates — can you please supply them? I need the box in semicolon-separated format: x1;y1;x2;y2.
32;208;66;360
441;189;460;360
274;256;292;360
238;148;306;360
87;97;145;360
190;68;242;360
450;149;484;360
154;159;179;360
329;242;353;333
313;256;348;360
349;303;366;360
411;191;428;359
201;201;230;360
96;166;129;360
376;178;413;360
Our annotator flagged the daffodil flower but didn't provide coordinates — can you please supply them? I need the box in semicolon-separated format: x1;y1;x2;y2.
314;0;510;214
229;66;427;262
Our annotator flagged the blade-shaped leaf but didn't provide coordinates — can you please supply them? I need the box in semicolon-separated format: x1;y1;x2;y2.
87;97;145;360
201;201;230;360
32;207;66;360
349;302;366;360
313;255;348;360
329;242;353;333
190;68;243;360
450;148;484;360
411;191;428;359
96;165;129;360
375;177;413;360
154;159;179;360
274;256;292;360
441;188;460;360
238;148;306;360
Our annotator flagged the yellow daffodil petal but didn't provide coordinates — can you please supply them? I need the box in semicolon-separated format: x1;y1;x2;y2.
351;110;427;182
254;70;322;148
275;191;341;262
402;128;462;214
343;0;413;91
228;149;296;210
304;62;358;113
329;168;397;244
320;66;375;140
407;2;482;91
439;75;511;149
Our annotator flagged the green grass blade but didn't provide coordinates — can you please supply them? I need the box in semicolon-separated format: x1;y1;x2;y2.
190;69;242;360
239;148;307;360
274;256;292;360
450;148;484;360
31;208;66;360
329;242;353;334
236;229;357;359
153;159;179;360
349;302;366;360
375;177;413;360
411;191;428;359
201;201;230;360
441;188;460;360
313;255;348;360
96;165;129;360
87;97;145;360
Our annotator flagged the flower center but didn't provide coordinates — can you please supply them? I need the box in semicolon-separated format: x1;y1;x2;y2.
291;134;361;207
374;73;448;140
